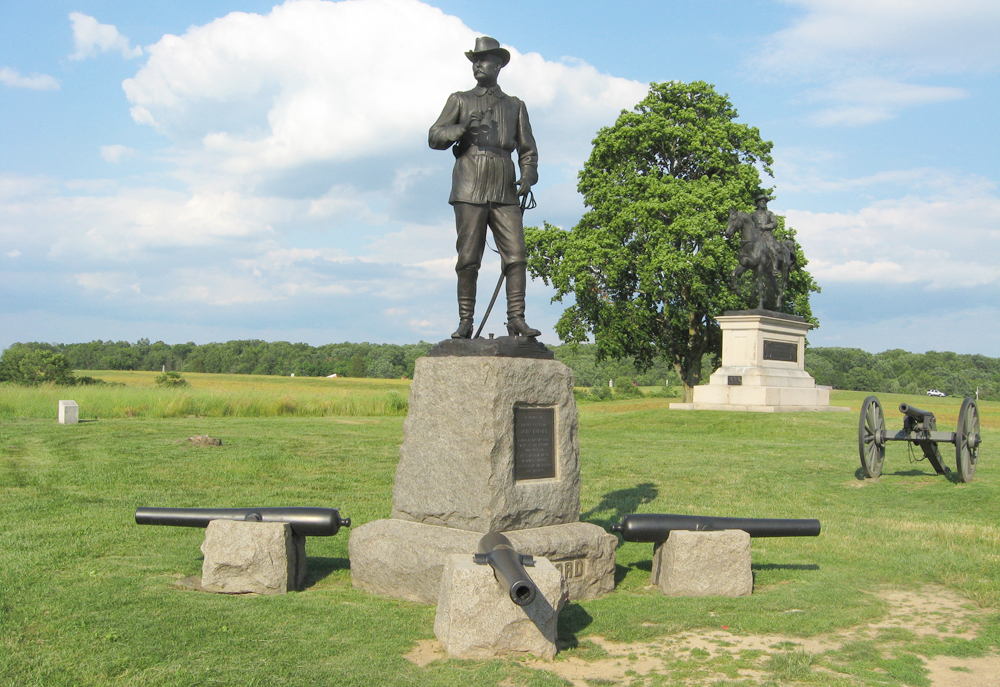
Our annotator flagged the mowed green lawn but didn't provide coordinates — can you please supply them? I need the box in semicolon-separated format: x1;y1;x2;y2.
1;374;998;686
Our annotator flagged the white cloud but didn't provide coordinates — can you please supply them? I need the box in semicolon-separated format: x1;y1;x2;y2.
74;272;139;294
122;0;645;174
0;181;288;261
0;67;59;90
99;144;136;163
6;250;21;258
756;0;1000;79
788;173;1000;289
807;78;966;126
69;12;143;61
750;1;996;125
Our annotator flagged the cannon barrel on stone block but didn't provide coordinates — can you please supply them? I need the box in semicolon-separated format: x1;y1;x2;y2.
898;403;935;423
473;532;538;607
135;507;350;537
610;513;821;543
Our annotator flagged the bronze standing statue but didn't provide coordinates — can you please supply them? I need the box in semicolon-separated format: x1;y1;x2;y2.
429;36;540;339
724;194;796;310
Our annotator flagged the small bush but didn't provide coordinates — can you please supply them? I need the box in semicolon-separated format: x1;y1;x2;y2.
614;383;643;399
589;385;612;401
155;371;189;388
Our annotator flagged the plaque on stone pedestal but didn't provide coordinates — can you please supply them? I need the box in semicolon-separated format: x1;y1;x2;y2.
514;407;556;481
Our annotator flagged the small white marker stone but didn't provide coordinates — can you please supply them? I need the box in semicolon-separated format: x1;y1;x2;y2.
58;400;79;425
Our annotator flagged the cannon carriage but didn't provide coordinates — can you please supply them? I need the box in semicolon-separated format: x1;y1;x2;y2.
858;396;982;482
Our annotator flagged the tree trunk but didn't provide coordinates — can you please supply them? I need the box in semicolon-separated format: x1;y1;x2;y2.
675;360;702;403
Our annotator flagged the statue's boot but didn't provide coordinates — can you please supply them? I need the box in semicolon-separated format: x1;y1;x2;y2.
504;264;541;337
452;269;477;339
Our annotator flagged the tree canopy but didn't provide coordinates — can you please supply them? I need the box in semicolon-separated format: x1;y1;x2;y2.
525;80;818;401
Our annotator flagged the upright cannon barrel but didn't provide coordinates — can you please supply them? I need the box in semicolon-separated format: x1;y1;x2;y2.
610;513;821;543
473;532;538;606
135;507;351;537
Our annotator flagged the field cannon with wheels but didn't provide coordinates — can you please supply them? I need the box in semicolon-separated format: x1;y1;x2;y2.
859;396;982;482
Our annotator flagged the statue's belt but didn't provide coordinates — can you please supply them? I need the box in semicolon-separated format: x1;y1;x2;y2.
462;143;511;158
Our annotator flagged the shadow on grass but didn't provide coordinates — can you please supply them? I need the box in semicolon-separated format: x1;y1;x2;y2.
752;563;820;572
581;482;658;530
304;557;350;588
556;603;594;650
853;466;943;481
889;468;943;477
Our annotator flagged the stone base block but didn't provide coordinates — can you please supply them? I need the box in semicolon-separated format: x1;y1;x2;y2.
58;400;79;424
651;529;752;597
200;520;306;594
434;554;566;660
348;519;616;604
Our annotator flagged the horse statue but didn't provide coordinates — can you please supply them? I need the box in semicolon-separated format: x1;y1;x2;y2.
723;208;797;310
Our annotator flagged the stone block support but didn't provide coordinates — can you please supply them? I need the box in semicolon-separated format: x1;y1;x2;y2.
434;554;566;660
651;529;752;597
200;520;306;594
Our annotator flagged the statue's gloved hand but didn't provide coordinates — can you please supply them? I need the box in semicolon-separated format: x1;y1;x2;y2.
516;178;532;197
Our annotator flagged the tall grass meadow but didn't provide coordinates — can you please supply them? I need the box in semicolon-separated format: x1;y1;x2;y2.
0;370;409;420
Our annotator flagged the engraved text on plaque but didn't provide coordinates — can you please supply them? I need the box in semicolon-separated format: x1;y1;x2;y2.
763;340;798;363
514;407;556;481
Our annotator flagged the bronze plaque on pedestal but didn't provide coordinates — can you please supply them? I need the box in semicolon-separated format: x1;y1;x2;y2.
514;407;556;481
763;340;798;362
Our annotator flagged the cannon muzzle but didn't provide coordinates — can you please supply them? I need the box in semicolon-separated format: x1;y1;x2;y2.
899;403;935;422
473;532;537;606
610;513;821;543
135;507;350;537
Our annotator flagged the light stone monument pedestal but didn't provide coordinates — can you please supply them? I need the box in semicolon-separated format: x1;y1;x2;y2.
350;342;617;605
670;310;850;413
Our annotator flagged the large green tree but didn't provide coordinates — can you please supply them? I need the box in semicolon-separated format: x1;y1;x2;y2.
525;81;818;402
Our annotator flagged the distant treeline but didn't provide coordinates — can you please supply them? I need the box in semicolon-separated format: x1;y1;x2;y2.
4;339;995;398
2;339;681;387
806;348;997;398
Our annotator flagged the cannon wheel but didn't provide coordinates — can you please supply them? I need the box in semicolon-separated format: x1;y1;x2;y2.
956;397;981;482
859;395;886;478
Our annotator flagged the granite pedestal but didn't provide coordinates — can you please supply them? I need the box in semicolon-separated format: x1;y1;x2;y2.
350;339;617;604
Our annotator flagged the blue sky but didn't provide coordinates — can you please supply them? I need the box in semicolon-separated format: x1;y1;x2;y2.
2;0;998;354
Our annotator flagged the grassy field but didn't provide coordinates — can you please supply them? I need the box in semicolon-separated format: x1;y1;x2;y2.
0;371;410;420
1;374;998;686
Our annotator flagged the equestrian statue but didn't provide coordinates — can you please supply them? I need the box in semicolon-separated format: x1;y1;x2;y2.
723;193;796;310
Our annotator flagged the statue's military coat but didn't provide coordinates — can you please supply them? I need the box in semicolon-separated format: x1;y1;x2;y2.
428;85;538;206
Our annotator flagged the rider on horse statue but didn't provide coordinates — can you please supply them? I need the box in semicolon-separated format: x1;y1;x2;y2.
724;192;797;311
751;193;781;279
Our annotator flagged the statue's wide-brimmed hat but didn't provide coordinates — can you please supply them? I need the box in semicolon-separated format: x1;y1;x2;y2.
465;36;510;67
754;192;771;201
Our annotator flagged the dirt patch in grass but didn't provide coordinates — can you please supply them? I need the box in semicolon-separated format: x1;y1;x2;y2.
406;586;1000;686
